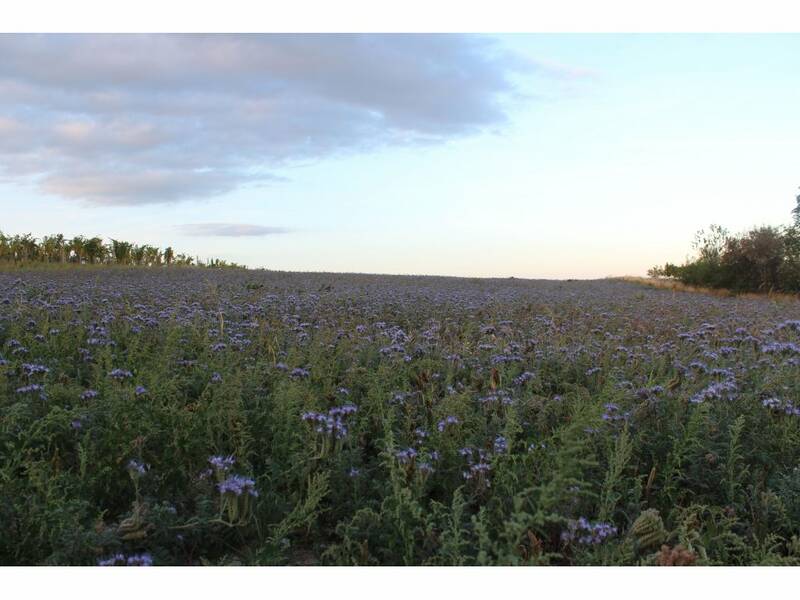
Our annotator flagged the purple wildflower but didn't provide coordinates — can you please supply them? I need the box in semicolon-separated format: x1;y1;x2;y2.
127;459;147;476
437;415;460;432
561;517;618;545
218;474;258;497
109;368;133;380
209;455;236;471
395;447;418;465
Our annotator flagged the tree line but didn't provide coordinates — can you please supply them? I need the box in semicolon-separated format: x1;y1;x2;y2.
649;191;800;293
0;232;243;268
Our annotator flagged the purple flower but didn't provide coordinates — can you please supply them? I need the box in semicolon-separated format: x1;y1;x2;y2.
16;383;45;395
478;390;513;407
135;385;148;396
290;367;310;379
22;363;49;376
81;389;99;400
127;459;147;476
561;518;618;545
218;474;258;497
126;553;153;566
395;447;418;465
512;371;536;386
209;455;235;471
690;378;737;404
301;404;357;439
211;372;223;383
98;552;152;566
109;368;133;380
418;462;435;475
98;553;126;566
437;415;460;432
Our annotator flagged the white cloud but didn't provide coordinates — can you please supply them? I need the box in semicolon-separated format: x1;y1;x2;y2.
0;34;586;205
178;223;291;237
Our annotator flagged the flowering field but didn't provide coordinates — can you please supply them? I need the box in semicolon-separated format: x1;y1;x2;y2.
2;268;800;566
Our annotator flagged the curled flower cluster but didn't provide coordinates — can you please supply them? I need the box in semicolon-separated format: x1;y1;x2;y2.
512;371;536;386
16;383;46;396
761;341;800;355
635;385;664;400
395;447;418;465
127;459;147;476
98;552;153;566
478;390;513;407
218;474;258;497
109;368;133;380
437;415;460;432
561;517;618;545
390;391;415;405
460;447;492;487
301;404;358;439
209;455;235;471
762;397;800;416
290;367;310;379
601;403;630;423
690;378;737;404
22;362;49;376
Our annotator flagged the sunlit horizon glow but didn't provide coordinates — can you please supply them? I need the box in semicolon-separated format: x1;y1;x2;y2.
2;33;799;278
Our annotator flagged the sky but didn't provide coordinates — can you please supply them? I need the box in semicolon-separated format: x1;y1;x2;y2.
1;33;799;278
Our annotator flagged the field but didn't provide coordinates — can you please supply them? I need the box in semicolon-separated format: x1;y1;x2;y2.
2;267;800;566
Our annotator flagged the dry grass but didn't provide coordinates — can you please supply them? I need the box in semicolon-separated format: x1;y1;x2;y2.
617;276;800;304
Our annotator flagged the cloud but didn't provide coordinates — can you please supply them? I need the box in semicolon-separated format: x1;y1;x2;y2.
178;223;291;237
0;34;588;206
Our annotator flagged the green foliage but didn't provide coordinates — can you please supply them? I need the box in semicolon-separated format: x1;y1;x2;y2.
651;194;800;293
0;231;242;269
2;266;800;566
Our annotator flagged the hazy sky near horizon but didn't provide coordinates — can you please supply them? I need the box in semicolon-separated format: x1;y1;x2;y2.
1;33;799;278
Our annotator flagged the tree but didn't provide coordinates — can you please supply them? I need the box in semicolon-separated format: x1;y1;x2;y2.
83;237;106;264
0;231;10;262
722;226;785;291
692;224;730;264
41;234;67;263
142;245;161;266
69;236;87;263
10;234;39;263
0;231;233;269
131;245;146;266
111;239;133;265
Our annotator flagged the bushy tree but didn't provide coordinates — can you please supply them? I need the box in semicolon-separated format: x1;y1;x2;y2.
653;192;800;293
